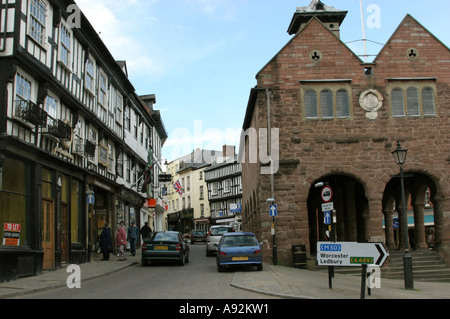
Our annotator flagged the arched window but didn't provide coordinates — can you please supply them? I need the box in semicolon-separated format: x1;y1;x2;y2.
336;89;349;118
305;89;318;118
406;87;420;116
391;88;405;117
320;89;334;118
422;87;436;116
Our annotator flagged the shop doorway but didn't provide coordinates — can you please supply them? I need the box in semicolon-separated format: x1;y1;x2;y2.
42;199;55;269
61;204;69;263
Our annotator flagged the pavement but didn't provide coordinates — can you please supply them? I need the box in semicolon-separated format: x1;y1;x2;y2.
1;248;450;299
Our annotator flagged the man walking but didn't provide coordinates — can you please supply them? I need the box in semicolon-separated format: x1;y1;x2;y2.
128;220;139;256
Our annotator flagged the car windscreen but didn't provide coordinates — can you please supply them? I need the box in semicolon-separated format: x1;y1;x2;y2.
210;227;232;236
221;235;258;247
151;233;179;242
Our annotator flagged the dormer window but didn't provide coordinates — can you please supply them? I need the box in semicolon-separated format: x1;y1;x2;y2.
316;2;324;10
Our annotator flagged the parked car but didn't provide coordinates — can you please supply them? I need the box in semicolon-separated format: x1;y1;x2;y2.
206;225;234;256
216;232;263;272
190;230;207;244
142;231;189;266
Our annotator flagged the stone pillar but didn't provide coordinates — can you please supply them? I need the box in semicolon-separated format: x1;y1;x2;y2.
396;190;411;250
412;202;428;250
384;206;396;251
344;181;357;241
366;197;384;243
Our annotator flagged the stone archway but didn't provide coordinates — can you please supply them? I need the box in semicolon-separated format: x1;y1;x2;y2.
307;174;369;255
382;172;438;251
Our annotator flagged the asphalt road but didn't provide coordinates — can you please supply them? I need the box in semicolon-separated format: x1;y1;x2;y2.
18;243;277;299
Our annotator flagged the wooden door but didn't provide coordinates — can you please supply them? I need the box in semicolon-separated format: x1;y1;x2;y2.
61;204;68;263
42;200;55;269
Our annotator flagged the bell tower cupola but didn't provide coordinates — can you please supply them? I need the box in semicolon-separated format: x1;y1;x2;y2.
287;0;348;38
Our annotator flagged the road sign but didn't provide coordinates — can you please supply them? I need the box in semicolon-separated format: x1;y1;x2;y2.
317;242;389;267
321;202;334;212
87;192;95;204
324;211;331;225
321;186;333;202
269;205;278;217
230;203;241;213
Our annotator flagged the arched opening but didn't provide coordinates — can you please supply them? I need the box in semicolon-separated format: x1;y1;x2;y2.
383;173;437;251
307;175;368;255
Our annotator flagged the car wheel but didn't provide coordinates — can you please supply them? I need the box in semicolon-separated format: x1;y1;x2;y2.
206;249;212;257
185;253;189;263
142;260;148;266
257;264;263;271
218;265;225;272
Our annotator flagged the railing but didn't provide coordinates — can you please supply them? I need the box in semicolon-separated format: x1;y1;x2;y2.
46;118;72;140
15;100;47;126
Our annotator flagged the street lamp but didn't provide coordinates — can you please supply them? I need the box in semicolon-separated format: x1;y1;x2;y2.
391;141;414;290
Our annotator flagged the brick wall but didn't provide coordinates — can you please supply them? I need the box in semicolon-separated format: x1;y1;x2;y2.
242;15;450;266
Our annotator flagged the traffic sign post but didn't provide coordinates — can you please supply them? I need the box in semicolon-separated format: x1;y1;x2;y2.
317;242;389;267
317;241;389;299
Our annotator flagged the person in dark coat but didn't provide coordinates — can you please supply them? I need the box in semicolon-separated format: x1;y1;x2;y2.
140;222;152;240
99;222;113;260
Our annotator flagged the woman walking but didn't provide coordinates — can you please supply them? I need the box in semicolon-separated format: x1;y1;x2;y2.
116;221;127;261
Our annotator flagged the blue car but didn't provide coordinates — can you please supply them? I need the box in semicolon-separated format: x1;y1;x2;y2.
216;232;263;272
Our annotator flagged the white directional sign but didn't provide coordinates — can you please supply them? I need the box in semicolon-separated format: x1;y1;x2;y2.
321;202;334;212
317;242;389;267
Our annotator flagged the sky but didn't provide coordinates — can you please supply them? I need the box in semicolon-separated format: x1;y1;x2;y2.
75;0;450;161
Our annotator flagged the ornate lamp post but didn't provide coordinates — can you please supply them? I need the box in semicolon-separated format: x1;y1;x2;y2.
391;141;414;290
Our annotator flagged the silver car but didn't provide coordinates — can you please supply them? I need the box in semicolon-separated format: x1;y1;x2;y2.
206;225;234;256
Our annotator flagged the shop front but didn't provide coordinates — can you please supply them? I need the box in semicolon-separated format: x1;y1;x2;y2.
0;143;87;282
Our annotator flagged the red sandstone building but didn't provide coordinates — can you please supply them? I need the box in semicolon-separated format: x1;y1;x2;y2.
241;0;450;268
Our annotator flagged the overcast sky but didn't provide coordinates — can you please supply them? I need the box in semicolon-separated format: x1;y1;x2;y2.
75;0;450;161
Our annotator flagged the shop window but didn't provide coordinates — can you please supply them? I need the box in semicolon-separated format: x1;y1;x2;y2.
0;158;28;246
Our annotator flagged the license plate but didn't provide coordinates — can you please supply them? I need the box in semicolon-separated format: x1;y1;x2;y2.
232;256;249;261
154;246;168;250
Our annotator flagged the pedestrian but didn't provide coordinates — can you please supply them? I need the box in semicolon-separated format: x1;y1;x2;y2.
128;220;139;256
140;221;152;241
99;222;113;260
116;221;127;261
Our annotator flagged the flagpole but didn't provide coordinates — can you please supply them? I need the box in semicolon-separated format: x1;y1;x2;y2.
359;0;368;62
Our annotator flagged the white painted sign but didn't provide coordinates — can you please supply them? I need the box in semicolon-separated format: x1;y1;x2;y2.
321;202;334;212
317;242;389;267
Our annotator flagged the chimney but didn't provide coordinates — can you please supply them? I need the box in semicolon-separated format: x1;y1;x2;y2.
222;145;235;158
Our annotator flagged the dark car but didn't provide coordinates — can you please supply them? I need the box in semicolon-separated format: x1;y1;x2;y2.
190;230;207;244
216;232;263;272
142;231;189;266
